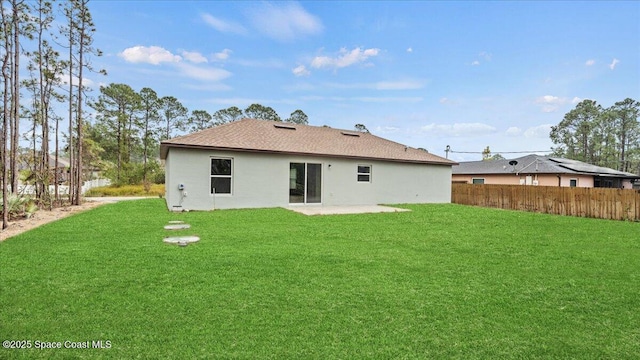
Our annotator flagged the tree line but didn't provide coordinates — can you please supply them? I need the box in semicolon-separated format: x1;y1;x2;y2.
550;98;640;173
1;0;100;229
89;83;310;186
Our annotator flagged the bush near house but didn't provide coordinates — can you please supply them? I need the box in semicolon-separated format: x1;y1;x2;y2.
84;184;165;197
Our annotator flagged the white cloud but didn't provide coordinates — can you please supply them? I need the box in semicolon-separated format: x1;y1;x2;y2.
407;47;413;53
119;45;232;83
248;2;322;41
471;51;491;66
535;95;570;112
292;65;310;77
585;59;595;66
439;97;448;104
609;58;620;70
201;13;247;34
213;49;232;61
311;47;381;69
119;46;181;65
375;126;401;133
58;73;95;87
571;96;582;104
537;95;562;104
524;124;552;138
181;51;208;64
175;62;232;82
506;127;522;136
421;122;497;137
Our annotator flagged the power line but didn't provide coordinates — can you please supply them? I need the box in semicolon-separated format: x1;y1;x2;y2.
444;145;552;159
449;150;553;154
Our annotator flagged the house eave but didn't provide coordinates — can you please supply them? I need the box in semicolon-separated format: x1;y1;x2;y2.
160;143;457;166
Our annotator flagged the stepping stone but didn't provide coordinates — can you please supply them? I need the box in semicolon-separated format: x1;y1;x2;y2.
164;224;190;230
163;236;200;246
168;220;184;224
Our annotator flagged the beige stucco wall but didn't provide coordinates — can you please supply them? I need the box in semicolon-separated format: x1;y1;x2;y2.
165;147;453;210
452;173;594;187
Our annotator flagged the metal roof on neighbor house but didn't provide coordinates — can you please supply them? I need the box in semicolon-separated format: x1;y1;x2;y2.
160;119;456;165
452;154;639;178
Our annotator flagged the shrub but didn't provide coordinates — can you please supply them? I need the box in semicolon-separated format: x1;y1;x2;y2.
84;184;165;197
153;170;165;184
0;194;38;220
103;160;166;186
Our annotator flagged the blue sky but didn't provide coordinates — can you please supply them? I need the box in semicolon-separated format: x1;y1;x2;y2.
87;1;639;161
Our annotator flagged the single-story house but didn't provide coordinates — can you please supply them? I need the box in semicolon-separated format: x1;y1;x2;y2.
452;154;640;189
17;153;71;184
159;119;457;211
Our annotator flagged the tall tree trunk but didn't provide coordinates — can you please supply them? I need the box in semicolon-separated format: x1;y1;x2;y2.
10;0;20;194
54;115;59;204
1;80;8;228
68;17;75;204
1;3;10;228
143;116;149;183
38;1;51;209
74;28;84;205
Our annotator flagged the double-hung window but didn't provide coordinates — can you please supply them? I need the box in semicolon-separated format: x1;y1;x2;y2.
357;165;371;182
211;158;232;194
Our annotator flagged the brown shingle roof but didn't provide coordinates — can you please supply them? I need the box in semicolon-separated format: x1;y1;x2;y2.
160;119;455;165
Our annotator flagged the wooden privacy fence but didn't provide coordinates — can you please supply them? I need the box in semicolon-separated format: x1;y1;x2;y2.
451;183;640;221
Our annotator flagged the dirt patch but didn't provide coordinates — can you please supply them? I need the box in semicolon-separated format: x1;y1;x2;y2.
0;201;104;242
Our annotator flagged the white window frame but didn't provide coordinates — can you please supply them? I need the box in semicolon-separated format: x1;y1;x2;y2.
210;157;233;195
357;164;372;183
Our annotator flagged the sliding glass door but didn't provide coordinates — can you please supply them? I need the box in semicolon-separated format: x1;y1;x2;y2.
289;162;322;204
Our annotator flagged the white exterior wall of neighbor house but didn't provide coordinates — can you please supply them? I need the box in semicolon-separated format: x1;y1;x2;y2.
165;147;452;211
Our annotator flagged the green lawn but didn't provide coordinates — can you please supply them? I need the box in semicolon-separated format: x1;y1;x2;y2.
1;200;639;359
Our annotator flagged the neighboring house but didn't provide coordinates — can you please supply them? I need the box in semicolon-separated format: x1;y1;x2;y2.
452;154;640;189
160;119;456;211
17;154;70;184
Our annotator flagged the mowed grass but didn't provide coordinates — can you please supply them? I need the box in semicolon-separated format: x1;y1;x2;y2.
1;200;639;359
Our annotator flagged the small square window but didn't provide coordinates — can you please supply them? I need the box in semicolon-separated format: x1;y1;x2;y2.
357;165;371;182
569;179;577;187
472;178;485;184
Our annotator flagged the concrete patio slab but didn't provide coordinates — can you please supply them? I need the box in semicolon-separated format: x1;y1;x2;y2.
287;205;411;216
